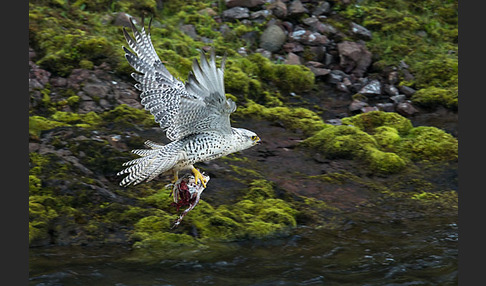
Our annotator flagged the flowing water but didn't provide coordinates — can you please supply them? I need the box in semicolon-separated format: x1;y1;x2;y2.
29;214;457;285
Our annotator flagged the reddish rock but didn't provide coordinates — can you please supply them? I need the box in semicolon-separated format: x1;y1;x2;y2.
284;52;302;65
337;41;372;77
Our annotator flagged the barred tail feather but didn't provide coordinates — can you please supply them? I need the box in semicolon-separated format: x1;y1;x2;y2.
117;143;180;186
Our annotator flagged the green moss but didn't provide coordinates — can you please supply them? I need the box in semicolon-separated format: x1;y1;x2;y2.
132;214;176;234
29;194;75;243
341;111;413;135
372;126;402;151
224;66;250;95
412;55;458;89
273;64;315;92
400;126;458;161
366;148;407;174
244;221;282;239
238;101;326;136
101;104;156;128
29;175;42;194
29;116;67;138
79;59;94;69
411;86;458;110
302;125;378;160
244;179;276;201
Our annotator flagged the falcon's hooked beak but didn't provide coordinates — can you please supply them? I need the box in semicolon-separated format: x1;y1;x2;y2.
251;135;262;145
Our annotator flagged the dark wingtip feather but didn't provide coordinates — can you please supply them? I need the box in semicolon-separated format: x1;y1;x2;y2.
129;17;138;34
122;28;134;45
148;17;153;34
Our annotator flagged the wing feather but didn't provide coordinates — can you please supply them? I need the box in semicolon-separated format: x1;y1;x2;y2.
122;17;235;141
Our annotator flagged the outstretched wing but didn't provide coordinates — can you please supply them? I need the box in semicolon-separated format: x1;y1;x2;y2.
122;17;236;141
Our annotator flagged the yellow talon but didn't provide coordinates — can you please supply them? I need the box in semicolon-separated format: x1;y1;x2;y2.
172;170;179;184
191;167;207;188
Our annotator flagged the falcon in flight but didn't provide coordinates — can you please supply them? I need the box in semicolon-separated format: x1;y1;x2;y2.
117;18;261;188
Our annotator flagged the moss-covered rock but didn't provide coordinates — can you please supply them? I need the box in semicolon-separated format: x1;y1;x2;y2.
29;116;67;138
341;111;413;135
237;101;326;136
302;111;456;173
366;148;407;174
400;126;458;161
411;86;458;110
101;104;157;128
302;125;378;160
372;126;402;151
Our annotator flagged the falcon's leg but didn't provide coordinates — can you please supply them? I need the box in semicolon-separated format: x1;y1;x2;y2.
172;170;179;184
191;167;207;188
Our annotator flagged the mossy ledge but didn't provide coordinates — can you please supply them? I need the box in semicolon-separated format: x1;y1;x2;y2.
301;111;457;174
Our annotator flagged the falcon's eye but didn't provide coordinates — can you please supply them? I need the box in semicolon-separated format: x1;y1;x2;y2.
251;135;259;141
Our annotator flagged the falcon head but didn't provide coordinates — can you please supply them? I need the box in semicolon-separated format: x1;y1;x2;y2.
232;128;261;151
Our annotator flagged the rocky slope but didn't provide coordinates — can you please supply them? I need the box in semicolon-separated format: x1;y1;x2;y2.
29;0;458;258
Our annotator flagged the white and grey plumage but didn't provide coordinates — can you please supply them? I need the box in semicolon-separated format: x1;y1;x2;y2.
117;18;261;188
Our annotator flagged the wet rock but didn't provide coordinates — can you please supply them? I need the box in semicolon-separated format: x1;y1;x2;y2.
30;64;51;87
29;78;43;90
306;61;326;69
303;32;329;46
250;10;271;22
383;84;399;96
309;67;331;77
316;23;338;36
253;49;270;60
281;21;293;33
337;41;372;77
284;52;302;65
82;83;111;99
350;22;372;40
290;29;328;46
50;77;68;88
324;52;335;66
180;24;198;40
78;100;102;114
396;101;418;116
260;24;286;52
390;94;406;104
303;16;319;27
326;118;342;125
237;47;248;56
222;7;250;21
388;71;399;85
67;69;91;90
288;0;308;17
327;70;346;84
313;1;331;16
336;82;349;93
402;69;415;81
268;0;287;19
359;80;381;96
399;85;416;97
376;103;396;112
349;99;368;112
361;106;379;113
283;42;304;53
289;29;307;41
225;0;265;8
308;46;327;62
